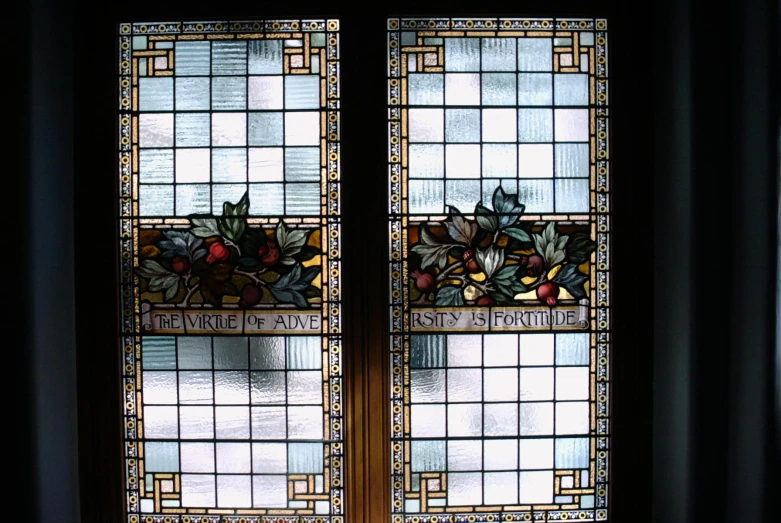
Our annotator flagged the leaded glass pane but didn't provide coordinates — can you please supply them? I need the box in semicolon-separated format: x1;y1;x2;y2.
388;17;610;521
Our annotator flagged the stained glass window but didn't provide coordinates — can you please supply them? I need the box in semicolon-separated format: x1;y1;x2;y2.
388;18;609;521
118;19;343;519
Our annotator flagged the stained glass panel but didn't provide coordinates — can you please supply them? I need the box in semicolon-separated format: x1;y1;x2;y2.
388;18;609;522
119;19;343;521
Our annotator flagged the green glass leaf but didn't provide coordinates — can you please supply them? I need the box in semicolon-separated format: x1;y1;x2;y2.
435;285;464;306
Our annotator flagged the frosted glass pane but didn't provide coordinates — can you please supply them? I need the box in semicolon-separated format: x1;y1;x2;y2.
285;183;320;215
248;147;282;182
555;143;590;178
411;369;446;403
483;403;518;436
409;144;444;178
556;437;589;468
284;147;320;181
484;473;518;505
518;144;553;178
248;40;283;75
252;442;287;473
484;440;517;471
411;335;446;367
250;371;286;404
139;150;174;183
483;334;518;367
216;442;251;473
175;41;210;76
411;404;446;437
252;476;287;508
519;470;553;503
179;371;213;404
408;109;444;142
144;406;178;438
178;337;212;369
287;406;323;439
288;442;324;473
409;180;444;214
556;334;589;365
139;185;173;216
447;369;482;402
482;109;517;142
181;475;215;508
176;78;210;110
180;406;214;439
445;73;480;105
212;147;248;182
519;402;554;435
217;475;252;508
181;442;215;472
482;144;517;178
212;113;247;146
445;335;480;367
287;337;321;369
556;368;589;400
445;180;481;211
554;74;589;106
554;109;589;142
215;406;250;439
212;42;247;75
176;149;210;183
139;78;173;111
482;73;516;106
411;440;446;471
250;407;287;439
445;144;480;179
518;73;552;106
519;334;554;365
250;337;285;369
517;180;554;213
519;438;553;469
555;402;590;434
408;73;444;105
248;183;284;215
445;109;480;142
285;76;320;109
287;371;322;405
484;368;518;402
143;337;176;369
140;113;174;147
447;404;482;436
517;38;552;71
175;113;209;147
212;76;247;110
517;109;552;142
145;442;180;472
211;184;247;214
176;184;211;216
143;371;177;404
248;76;283;110
445;38;480;71
482;38;516;72
448;472;482;505
555;178;590;213
214;371;249;404
520;368;554;401
248;113;283;146
448;440;482;471
285;112;320;145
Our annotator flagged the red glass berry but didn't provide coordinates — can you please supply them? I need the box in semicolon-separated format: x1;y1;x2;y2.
206;242;229;264
170;256;190;274
258;241;280;267
536;282;560;307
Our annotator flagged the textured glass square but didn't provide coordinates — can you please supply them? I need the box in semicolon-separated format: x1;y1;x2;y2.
556;333;589;365
213;337;249;369
214;371;250;404
409;144;444;178
447;440;482;471
445;73;480;105
484;440;518;471
175;113;209;147
484;368;518;402
247;147;283;182
175;148;210;183
517;109;553;142
248;113;283;146
411;404;446;437
555;437;589;468
215;406;250;439
139;149;174;184
554;74;589;106
482;144;517;178
181;475;215;508
287;406;323;439
482;73;516;106
409;73;444;105
580;32;595;46
175;184;211;216
447;403;482;437
448;472;483;506
445;38;480;71
139;78;173;111
133;36;147;50
517;179;554;213
445;144;480;179
138;185;173;216
250;337;285;369
411;335;446;367
555;178;590;213
484;472;518;505
248;76;283;110
250;406;287;439
519;402;554;435
143;406;179;439
287;337;321;369
249;183;284;215
175;41;211;76
176;77;210;110
482;108;517;142
178;371;213;404
145;442;180;472
284;147;320;182
445;180;481;212
481;179;516;206
401;31;417;45
211;184;248;214
285;76;320;109
212;113;247;146
249;40;283;74
518;144;553;178
483;334;518;367
410;369;446;403
445;109;480;142
288;442;323;473
555;143;590;178
142;371;177;405
285;112;320;145
408;109;444;142
517;38;552;71
178;337;212;369
518;73;552;106
482;38;516;71
519;334;555;365
447;369;482;402
212;41;247;75
252;475;287;508
519;438;553;469
212;77;247;110
180;442;215;473
287;370;322;405
408;179;444;214
217;475;252;508
483;403;518;436
519;470;553;503
212;148;247;183
555;402;590;434
142;337;176;369
252;442;287;473
140;113;174;147
554;109;590;142
250;371;286;404
286;183;321;215
411;440;446;472
216;442;252;473
520;368;554;401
